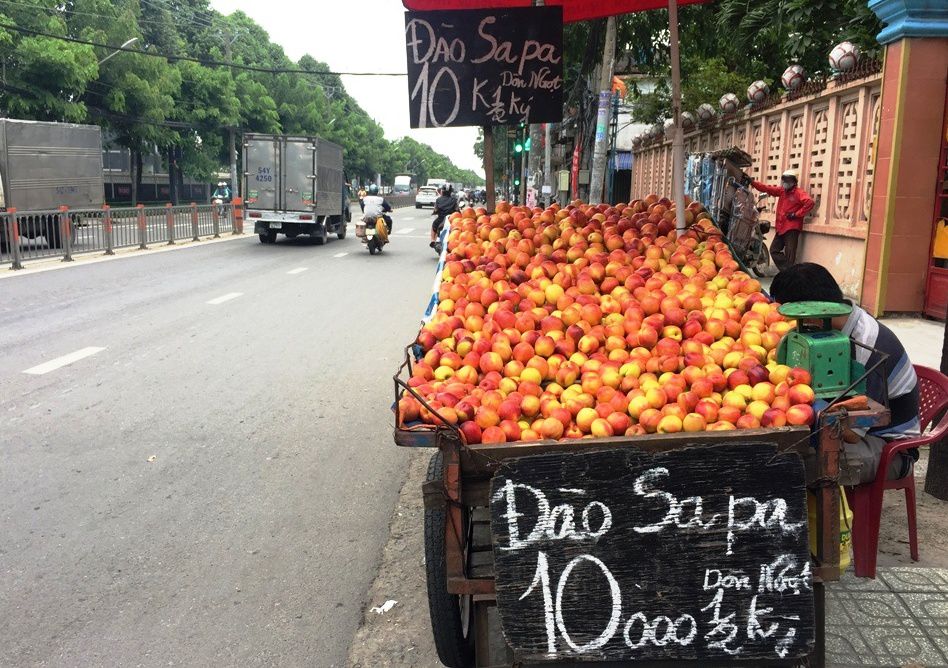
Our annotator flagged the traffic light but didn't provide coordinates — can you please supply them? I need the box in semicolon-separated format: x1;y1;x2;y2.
524;137;532;152
514;142;523;153
514;178;521;186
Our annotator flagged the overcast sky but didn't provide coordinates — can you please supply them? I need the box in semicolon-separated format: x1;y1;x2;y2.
210;0;483;176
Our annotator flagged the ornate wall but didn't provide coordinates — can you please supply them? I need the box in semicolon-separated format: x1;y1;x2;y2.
631;71;882;299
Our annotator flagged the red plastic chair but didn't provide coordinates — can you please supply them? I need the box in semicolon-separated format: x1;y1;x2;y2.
846;365;948;578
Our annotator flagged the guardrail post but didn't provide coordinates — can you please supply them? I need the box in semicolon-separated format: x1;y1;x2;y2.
166;203;174;245
190;202;199;242
212;201;220;238
59;205;73;262
137;204;147;250
103;204;114;255
232;197;243;235
8;208;22;270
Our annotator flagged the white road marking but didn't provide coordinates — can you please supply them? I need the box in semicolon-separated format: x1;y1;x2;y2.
287;267;308;274
23;347;106;375
206;292;243;305
333;252;349;258
396;228;415;234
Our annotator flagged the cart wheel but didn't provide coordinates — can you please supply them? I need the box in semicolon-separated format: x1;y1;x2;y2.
752;243;771;277
424;451;475;668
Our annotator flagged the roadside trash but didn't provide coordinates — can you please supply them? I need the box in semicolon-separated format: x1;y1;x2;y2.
370;600;397;614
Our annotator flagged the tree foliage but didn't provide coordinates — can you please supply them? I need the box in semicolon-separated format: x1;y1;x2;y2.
0;0;476;191
561;2;883;125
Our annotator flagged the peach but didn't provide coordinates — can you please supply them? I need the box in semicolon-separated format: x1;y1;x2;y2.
788;384;816;406
481;425;507;443
786;404;815;426
682;413;707;432
657;414;683;433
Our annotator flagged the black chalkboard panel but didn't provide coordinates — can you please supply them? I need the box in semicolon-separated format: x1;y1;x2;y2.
490;443;814;663
404;7;564;128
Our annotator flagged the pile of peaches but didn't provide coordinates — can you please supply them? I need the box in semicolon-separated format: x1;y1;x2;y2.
398;197;816;445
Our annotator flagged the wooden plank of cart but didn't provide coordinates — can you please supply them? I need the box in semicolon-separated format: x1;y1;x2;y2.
394;354;889;668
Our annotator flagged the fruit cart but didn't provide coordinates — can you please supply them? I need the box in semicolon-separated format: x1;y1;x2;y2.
394;352;890;668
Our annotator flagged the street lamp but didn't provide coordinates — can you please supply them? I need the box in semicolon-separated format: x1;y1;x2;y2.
98;38;139;65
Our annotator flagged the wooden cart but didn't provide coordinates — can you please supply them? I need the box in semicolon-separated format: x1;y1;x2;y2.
395;355;889;667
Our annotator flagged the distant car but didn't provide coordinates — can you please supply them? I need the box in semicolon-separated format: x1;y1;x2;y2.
415;186;438;208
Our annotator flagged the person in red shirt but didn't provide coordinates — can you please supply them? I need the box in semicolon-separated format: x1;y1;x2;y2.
746;169;814;270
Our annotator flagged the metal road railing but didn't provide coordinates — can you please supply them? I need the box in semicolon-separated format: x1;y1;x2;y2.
0;201;245;270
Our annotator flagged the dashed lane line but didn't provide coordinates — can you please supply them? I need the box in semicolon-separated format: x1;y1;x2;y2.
333;252;349;258
23;347;106;375
287;267;309;274
206;292;244;305
396;228;415;234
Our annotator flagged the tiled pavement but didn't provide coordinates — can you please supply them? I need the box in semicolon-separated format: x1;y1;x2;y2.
826;567;948;666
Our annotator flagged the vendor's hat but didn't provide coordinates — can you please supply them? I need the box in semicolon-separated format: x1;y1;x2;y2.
781;170;799;181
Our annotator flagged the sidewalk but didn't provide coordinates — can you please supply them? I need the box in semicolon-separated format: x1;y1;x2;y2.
827;567;948;666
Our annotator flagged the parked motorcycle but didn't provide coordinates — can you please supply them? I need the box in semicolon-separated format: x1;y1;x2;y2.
357;214;390;254
725;179;771;277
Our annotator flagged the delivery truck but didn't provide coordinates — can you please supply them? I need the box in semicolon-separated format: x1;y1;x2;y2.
0;119;104;250
243;133;349;244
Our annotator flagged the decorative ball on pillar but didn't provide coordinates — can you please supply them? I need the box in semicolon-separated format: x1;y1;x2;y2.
781;64;807;90
829;41;860;71
696;103;715;122
747;80;770;103
663;118;675;138
651;123;664;140
719;93;740;114
681;111;696;131
632;135;643;149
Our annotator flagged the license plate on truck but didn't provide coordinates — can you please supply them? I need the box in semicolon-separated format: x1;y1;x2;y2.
269;222;282;229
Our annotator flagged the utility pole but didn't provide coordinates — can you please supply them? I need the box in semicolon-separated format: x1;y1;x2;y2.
223;32;239;197
543;123;552;207
484;126;495;213
526;0;544;208
588;16;617;205
668;0;686;231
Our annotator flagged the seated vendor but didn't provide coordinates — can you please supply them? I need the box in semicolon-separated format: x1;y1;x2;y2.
769;263;920;484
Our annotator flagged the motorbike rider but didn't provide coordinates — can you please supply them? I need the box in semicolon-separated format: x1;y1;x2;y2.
430;185;459;251
212;180;231;202
362;184;393;232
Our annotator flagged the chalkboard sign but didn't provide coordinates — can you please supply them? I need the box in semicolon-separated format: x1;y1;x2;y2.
490;443;814;663
404;7;564;128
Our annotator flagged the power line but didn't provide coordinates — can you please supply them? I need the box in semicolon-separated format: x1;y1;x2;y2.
0;22;408;77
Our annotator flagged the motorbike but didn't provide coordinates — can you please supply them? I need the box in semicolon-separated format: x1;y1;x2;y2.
725;179;771;277
213;197;228;219
356;214;389;254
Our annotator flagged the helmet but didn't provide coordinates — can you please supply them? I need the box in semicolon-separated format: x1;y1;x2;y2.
218;181;227;186
781;170;799;182
368;184;379;195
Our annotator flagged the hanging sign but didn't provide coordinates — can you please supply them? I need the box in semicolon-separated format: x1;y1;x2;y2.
404;7;564;128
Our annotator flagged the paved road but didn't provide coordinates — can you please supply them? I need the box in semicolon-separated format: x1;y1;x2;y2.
0;205;437;666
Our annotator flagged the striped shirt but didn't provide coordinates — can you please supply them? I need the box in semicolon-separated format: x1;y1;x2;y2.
841;304;920;439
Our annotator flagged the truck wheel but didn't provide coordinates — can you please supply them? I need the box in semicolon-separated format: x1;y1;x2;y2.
336;217;347;239
424;451;475;668
46;215;62;249
259;230;277;244
416;204;422;209
313;221;329;245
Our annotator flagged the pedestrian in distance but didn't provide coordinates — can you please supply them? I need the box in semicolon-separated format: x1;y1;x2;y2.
743;169;814;270
357;186;367;213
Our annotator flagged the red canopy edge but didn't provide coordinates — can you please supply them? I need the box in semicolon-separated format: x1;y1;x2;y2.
401;0;708;23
